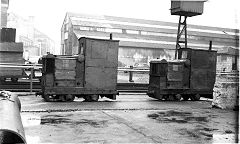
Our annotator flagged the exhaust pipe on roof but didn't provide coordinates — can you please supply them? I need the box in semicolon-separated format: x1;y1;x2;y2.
0;91;26;144
110;33;113;40
209;40;212;51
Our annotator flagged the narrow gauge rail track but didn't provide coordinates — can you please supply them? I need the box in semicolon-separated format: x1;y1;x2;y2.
0;81;148;92
0;72;238;92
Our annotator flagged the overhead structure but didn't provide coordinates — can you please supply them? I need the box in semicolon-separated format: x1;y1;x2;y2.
170;0;206;59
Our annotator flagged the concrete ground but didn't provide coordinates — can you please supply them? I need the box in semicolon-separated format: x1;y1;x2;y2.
18;93;238;143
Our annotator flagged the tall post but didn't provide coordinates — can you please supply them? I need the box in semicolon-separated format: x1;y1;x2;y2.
30;67;33;93
175;16;182;59
184;16;187;49
129;65;134;82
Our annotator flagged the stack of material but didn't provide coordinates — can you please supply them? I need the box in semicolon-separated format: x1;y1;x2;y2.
212;74;239;110
0;28;24;78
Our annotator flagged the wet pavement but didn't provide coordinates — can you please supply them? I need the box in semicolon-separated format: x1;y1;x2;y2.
17;93;238;143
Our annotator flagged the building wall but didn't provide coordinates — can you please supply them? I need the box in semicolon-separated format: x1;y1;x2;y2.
7;13;55;57
61;13;239;70
217;55;239;72
118;47;174;66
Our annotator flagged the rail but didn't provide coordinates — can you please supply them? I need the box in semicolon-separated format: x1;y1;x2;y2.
0;64;39;93
0;64;238;92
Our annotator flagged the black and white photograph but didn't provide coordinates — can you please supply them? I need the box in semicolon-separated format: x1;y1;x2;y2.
0;0;239;143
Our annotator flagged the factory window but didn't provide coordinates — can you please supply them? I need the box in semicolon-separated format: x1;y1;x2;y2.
106;28;122;33
181;51;188;59
126;30;139;34
64;23;68;32
80;27;90;31
64;32;68;40
96;27;105;32
122;29;127;34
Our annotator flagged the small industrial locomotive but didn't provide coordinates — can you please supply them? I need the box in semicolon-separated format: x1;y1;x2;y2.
37;37;119;102
147;47;217;101
147;0;217;101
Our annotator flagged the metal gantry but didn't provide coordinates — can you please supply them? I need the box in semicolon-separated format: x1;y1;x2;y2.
175;15;188;59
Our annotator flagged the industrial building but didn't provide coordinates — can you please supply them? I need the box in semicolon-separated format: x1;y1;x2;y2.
7;13;55;61
61;12;239;71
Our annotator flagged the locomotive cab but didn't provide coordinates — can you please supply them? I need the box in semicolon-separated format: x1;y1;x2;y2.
147;48;217;101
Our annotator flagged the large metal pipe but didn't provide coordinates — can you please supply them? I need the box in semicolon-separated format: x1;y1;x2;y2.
0;91;26;144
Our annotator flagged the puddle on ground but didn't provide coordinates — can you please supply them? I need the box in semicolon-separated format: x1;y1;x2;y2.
147;110;209;123
178;126;213;141
147;110;223;141
40;115;108;128
22;113;108;128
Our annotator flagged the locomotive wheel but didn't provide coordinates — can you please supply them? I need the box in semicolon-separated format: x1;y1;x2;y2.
166;95;175;101
182;95;190;101
65;94;75;102
190;94;201;101
43;94;52;102
83;95;99;102
58;94;75;102
43;94;60;102
175;94;182;101
91;94;99;101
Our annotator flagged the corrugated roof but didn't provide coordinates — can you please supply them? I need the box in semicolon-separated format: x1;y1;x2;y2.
66;12;238;51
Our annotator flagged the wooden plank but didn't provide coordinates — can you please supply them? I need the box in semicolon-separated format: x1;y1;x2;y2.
0;69;23;76
0;42;23;52
82;37;118;90
55;69;76;80
85;67;117;90
0;53;24;63
55;58;76;70
55;80;75;87
45;74;54;87
0;58;24;63
85;38;119;68
0;67;23;70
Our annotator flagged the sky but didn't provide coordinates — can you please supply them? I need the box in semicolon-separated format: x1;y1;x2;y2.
8;0;240;53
